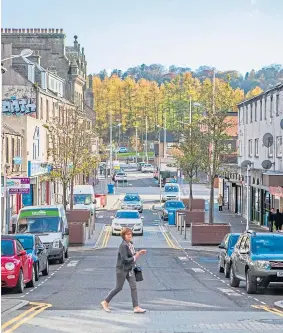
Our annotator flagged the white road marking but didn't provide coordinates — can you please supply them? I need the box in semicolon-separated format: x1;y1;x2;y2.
218;288;242;296
67;260;79;267
191;268;205;273
178;257;189;261
97;216;104;219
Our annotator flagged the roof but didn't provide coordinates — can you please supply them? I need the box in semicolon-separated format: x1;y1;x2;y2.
20;204;62;210
2;123;22;136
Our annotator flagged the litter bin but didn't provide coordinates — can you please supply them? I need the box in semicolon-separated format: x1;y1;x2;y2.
107;184;115;194
168;211;176;226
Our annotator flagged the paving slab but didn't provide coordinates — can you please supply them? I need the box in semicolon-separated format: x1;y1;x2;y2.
1;298;29;314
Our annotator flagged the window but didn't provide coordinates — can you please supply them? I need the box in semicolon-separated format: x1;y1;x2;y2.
248;139;253;157
41;72;47;90
264;97;267;120
254;102;257;122
270;95;273;119
238;140;242;156
46;99;49;121
276;136;282;157
260;100;262;120
17;138;21;156
53;101;55;118
246;105;248;124
276;93;279;116
250;104;252;123
40;97;43;120
5;137;9;163
268;143;274;158
254;138;259;157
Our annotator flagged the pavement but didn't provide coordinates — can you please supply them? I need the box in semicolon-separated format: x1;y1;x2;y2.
2;172;283;333
1;298;29;314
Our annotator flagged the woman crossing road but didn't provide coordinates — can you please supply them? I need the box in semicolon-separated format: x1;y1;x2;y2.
101;228;147;313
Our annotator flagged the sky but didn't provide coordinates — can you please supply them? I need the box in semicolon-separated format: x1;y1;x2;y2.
1;0;283;74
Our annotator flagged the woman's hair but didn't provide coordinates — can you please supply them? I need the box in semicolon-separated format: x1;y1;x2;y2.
121;228;133;239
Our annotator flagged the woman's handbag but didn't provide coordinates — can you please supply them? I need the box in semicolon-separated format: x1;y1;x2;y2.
134;266;143;282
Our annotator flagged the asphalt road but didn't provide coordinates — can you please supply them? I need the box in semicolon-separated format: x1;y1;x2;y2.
2;170;283;333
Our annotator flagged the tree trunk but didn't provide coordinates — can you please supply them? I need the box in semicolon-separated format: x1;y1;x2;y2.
62;182;67;211
70;177;75;210
189;179;193;211
209;176;214;224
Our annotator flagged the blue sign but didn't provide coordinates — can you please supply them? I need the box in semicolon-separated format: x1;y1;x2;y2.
22;189;33;206
13;156;22;165
28;161;52;177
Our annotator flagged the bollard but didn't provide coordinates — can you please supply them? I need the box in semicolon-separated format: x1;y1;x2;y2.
184;217;186;239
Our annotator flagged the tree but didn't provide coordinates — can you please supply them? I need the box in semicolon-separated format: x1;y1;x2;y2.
200;77;236;224
173;117;205;210
246;86;263;99
44;106;98;210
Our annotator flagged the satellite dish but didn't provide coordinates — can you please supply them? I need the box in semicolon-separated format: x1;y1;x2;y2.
262;133;273;147
280;119;283;129
20;49;33;58
261;160;273;170
241;160;252;168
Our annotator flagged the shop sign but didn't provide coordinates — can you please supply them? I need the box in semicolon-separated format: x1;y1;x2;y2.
28;161;52;177
7;177;30;194
13;156;22;165
269;186;283;198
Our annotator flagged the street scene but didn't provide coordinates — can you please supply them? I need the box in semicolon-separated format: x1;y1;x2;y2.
1;0;283;332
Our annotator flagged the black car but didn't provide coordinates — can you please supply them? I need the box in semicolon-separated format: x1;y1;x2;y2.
218;233;240;278
12;234;49;281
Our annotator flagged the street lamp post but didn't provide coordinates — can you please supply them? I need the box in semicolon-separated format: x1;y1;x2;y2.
145;116;148;164
164;110;167;159
109;110;113;183
246;164;251;231
135;125;138;163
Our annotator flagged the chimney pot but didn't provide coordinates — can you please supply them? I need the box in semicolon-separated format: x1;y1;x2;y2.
31;28;34;33
49;28;51;32
56;29;59;33
8;29;11;33
27;28;29;33
52;28;54;33
19;29;22;33
23;29;26;33
5;28;7;32
35;29;37;33
60;28;63;33
45;29;47;33
1;28;3;33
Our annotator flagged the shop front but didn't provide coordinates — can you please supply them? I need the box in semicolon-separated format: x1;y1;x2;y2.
251;186;261;224
262;190;272;228
22;161;52;207
269;186;283;211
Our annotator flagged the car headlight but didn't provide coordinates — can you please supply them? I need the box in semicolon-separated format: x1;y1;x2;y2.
255;260;270;269
5;262;15;271
52;239;61;249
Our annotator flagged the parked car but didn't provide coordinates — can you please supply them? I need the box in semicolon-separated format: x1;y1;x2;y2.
118;147;128;153
137;162;146;171
218;233;241;278
229;231;283;294
1;236;35;293
141;164;155;173
114;171;127;182
12;234;49;281
111;210;144;236
17;205;69;264
121;193;143;213
161;200;186;221
162;183;181;202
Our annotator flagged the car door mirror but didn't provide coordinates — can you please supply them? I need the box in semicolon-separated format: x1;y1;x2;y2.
18;250;27;256
64;228;69;236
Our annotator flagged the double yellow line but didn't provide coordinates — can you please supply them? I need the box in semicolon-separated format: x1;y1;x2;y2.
2;302;52;333
100;226;111;248
252;304;283;317
160;225;180;250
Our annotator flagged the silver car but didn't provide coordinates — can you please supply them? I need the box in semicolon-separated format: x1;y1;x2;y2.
120;193;143;213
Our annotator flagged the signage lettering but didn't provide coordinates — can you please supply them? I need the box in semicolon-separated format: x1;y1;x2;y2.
2;97;36;115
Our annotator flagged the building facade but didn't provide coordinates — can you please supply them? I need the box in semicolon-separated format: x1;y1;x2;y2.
220;83;283;226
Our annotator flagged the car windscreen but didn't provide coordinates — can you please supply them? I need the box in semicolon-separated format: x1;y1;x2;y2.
16;237;34;250
165;185;179;192
116;211;139;219
251;236;283;254
74;194;92;205
229;235;240;249
18;217;61;233
1;240;15;256
124;195;140;202
165;201;185;209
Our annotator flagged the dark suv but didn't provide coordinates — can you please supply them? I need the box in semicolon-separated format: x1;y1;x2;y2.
229;231;283;294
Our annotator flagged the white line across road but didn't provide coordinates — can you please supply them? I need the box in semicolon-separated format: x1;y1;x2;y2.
218;288;242;297
67;260;79;267
178;257;189;261
191;268;205;273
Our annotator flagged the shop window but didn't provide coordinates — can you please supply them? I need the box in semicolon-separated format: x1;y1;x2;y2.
276;136;282;157
254;138;259;157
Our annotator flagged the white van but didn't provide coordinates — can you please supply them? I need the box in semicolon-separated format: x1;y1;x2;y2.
71;185;96;215
162;183;181;202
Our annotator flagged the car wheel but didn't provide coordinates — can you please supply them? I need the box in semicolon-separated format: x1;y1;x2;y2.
26;265;36;288
58;250;65;264
246;268;257;294
218;259;224;273
229;264;240;287
42;260;49;276
15;270;25;293
224;262;230;278
34;263;39;281
65;249;69;258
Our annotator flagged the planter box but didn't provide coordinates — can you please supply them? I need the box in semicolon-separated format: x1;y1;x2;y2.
183;199;205;210
66;209;91;227
191;223;231;245
69;222;86;246
176;210;205;226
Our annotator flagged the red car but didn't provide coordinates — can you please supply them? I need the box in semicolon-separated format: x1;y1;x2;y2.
1;236;35;293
